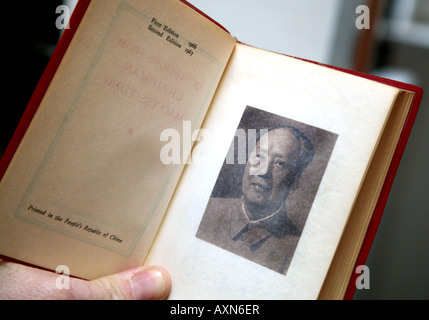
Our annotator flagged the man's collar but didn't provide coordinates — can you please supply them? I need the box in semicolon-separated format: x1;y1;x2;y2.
233;198;301;238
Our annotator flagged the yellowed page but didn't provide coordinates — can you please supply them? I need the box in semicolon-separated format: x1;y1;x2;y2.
146;43;399;299
0;0;235;279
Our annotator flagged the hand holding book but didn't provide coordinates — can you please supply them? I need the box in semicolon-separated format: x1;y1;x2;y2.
0;257;171;300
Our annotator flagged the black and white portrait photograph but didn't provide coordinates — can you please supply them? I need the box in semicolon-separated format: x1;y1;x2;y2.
196;106;338;275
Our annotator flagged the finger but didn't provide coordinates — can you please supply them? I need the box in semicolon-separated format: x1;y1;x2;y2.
0;260;171;300
71;266;171;300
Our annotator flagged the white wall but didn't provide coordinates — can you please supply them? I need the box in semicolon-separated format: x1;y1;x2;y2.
187;0;342;64
64;0;78;12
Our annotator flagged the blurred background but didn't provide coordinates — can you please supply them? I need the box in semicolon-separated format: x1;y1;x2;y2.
2;0;428;299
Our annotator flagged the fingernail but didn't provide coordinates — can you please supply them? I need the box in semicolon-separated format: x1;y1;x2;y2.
130;268;166;300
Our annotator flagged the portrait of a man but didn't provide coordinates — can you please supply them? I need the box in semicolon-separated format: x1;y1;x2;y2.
196;106;338;275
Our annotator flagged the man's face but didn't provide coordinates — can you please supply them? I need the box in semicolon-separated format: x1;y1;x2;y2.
242;128;300;209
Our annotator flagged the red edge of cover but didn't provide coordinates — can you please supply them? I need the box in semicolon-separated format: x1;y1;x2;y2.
244;49;424;300
0;0;92;181
344;82;423;300
0;1;423;300
319;64;424;300
0;0;229;181
317;63;424;300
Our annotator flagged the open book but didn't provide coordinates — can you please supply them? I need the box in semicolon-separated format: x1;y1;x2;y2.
0;0;423;300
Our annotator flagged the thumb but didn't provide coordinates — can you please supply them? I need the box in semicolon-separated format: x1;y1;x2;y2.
0;259;171;300
72;266;171;300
